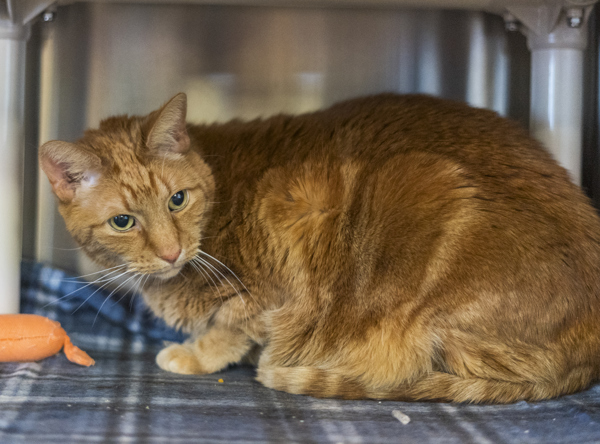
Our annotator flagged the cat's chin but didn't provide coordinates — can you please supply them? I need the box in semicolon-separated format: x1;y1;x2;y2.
151;266;183;280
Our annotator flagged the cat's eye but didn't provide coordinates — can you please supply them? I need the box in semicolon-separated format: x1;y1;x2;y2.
168;190;189;212
109;215;135;231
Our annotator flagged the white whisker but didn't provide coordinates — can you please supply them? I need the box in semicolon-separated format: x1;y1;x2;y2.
193;254;250;329
129;274;150;311
43;266;131;308
72;269;136;314
63;263;128;281
195;255;245;305
197;251;251;293
113;273;143;307
93;272;140;325
190;258;223;303
197;250;256;305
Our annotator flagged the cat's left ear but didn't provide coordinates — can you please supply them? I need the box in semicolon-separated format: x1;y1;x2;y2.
145;93;190;155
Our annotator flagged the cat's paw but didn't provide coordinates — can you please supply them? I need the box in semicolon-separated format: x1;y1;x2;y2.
156;343;205;375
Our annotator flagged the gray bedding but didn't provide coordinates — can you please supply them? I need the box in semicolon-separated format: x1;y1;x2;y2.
1;261;599;443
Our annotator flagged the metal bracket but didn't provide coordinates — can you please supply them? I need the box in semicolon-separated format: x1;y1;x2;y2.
0;0;57;26
503;1;598;185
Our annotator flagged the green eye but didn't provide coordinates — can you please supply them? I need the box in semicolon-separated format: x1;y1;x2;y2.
109;215;135;231
169;190;189;212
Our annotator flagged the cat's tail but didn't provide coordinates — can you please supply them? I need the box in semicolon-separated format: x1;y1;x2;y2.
256;366;594;403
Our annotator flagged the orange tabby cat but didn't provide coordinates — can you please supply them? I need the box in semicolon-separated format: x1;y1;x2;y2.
39;93;600;403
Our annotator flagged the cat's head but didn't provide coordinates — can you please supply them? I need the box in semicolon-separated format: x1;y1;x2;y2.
39;93;215;279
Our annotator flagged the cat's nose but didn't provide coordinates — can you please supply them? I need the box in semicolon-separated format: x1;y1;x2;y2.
160;248;182;264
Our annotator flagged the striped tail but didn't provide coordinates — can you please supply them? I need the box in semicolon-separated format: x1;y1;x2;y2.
256;366;595;403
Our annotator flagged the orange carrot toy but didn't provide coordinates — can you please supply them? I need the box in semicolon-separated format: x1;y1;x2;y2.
0;314;94;366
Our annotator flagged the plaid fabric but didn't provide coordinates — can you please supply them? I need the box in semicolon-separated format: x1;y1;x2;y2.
1;261;600;443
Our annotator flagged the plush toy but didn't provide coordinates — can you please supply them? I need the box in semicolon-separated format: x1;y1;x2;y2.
0;314;94;366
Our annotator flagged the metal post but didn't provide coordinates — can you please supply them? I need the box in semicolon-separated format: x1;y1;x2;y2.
0;20;29;314
529;12;588;185
507;3;595;185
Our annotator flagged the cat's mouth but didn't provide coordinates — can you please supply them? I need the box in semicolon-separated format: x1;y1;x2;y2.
152;267;183;280
150;253;196;280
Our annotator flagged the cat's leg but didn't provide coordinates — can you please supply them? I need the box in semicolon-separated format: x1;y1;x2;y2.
154;278;266;375
157;326;252;375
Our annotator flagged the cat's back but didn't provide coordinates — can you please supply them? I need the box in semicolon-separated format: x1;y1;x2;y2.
235;94;600;303
201;93;596;234
319;94;562;173
315;93;600;249
212;94;569;183
309;94;599;236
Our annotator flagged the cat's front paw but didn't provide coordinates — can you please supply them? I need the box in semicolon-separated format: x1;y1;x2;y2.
156;343;205;375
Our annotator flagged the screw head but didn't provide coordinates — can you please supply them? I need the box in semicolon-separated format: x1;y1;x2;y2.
566;8;584;28
503;13;520;32
505;20;519;32
567;16;583;28
42;11;55;22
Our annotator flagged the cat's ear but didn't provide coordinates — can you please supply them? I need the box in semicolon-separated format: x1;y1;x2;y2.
145;93;190;155
39;140;102;203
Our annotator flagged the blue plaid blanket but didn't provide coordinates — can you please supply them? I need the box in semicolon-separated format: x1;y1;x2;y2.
1;261;600;443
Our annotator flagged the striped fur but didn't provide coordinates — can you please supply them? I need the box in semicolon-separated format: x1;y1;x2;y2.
40;93;600;403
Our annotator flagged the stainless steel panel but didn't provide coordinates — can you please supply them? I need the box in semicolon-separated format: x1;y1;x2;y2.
26;2;530;273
